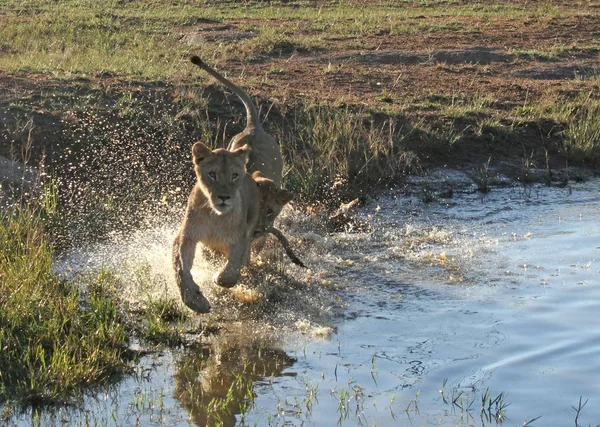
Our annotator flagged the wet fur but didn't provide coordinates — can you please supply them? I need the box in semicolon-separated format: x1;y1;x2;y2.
172;144;258;313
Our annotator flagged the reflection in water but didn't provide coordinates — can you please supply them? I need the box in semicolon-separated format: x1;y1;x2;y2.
174;326;295;426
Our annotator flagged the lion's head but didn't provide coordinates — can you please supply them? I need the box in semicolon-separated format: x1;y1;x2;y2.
192;142;249;215
252;171;293;235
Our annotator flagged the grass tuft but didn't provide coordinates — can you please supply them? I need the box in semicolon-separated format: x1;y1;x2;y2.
279;104;421;203
0;207;131;405
561;100;600;164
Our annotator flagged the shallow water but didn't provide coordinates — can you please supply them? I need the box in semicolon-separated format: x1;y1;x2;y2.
9;178;600;426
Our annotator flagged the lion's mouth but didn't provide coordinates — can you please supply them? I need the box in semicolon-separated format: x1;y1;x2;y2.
212;201;231;214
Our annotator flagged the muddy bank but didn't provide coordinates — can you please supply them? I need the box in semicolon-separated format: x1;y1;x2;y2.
0;72;595;182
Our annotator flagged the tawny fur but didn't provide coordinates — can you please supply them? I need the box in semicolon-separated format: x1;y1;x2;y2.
172;144;257;313
172;143;293;313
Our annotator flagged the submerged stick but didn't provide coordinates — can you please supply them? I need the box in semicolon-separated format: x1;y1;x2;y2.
266;227;306;268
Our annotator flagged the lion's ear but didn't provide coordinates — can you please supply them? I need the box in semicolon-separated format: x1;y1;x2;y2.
233;144;250;164
252;171;269;186
192;142;212;163
276;188;294;205
251;170;265;181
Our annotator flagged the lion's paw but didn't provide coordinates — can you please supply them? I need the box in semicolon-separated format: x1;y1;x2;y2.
214;270;240;288
181;288;211;313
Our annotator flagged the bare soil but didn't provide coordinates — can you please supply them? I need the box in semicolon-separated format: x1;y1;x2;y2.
190;10;600;107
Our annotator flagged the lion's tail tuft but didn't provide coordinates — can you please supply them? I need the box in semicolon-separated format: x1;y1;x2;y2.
190;55;203;67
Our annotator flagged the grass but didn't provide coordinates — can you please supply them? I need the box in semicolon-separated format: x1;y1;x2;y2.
510;49;557;61
440;94;496;119
128;262;198;347
0;206;131;405
279;104;421;203
0;192;202;408
0;0;581;78
558;99;600;163
438;380;516;425
474;157;492;193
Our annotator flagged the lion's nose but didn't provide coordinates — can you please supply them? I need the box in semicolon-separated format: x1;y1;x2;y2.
218;195;230;203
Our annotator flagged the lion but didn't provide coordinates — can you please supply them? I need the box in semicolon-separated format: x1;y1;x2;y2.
190;55;288;254
253;171;305;267
172;143;293;313
251;171;291;236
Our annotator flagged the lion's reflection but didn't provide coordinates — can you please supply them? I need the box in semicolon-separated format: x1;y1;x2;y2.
174;327;296;426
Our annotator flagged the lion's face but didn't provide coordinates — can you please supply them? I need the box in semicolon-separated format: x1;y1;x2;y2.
192;142;249;215
253;172;293;235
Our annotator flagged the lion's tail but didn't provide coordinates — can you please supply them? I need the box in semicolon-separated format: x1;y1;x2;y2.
266;226;306;268
190;55;261;132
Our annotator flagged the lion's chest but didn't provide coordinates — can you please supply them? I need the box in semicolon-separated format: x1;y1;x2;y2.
196;208;246;255
202;228;237;254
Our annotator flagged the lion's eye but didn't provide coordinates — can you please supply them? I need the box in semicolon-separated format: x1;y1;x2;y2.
266;208;274;218
231;172;239;181
208;172;217;180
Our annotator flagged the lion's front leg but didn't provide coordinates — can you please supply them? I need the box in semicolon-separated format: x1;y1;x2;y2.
214;236;251;288
172;233;211;313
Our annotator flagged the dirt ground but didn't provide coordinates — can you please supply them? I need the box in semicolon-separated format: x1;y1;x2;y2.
219;11;600;109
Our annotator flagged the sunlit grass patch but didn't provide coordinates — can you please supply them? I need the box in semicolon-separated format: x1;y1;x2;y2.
0;208;131;405
0;1;211;78
127;262;195;347
138;296;191;346
558;99;600;164
0;0;552;79
439;94;497;118
508;46;570;61
279;104;421;203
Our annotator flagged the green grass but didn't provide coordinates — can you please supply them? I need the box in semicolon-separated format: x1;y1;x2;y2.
279;104;421;202
0;207;131;405
559;100;600;163
128;262;195;347
0;0;573;78
440;94;497;118
0;202;212;407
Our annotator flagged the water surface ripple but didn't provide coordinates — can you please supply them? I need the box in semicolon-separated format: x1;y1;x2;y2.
262;180;600;426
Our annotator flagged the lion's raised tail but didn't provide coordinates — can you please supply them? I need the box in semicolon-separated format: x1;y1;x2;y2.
190;55;261;132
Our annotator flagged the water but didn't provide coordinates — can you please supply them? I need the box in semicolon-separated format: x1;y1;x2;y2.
8;178;600;426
